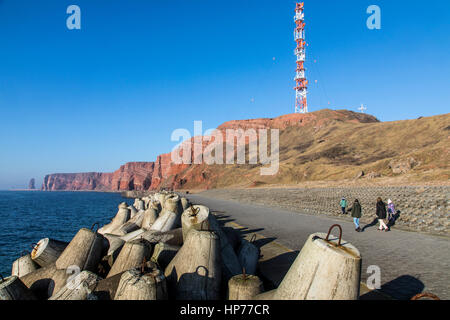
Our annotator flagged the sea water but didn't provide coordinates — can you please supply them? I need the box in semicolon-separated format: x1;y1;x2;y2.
0;191;132;276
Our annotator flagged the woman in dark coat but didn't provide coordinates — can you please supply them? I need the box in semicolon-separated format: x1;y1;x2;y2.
376;197;389;231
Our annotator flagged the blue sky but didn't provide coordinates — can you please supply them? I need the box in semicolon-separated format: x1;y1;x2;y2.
0;0;449;189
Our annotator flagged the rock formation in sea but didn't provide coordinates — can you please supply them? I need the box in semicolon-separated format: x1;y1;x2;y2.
28;178;36;190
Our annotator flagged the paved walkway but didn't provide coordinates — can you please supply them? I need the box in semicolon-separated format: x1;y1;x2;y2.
186;194;450;300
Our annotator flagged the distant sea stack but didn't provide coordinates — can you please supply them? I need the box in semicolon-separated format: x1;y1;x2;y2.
28;178;36;190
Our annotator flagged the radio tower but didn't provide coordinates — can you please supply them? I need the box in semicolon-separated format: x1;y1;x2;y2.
294;2;308;113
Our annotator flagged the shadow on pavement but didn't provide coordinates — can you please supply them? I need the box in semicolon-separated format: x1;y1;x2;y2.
377;275;425;300
257;251;300;290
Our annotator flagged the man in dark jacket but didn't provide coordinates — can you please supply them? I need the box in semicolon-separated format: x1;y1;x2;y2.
376;197;389;231
349;199;362;232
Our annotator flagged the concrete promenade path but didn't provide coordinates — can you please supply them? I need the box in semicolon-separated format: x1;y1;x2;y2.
186;194;450;300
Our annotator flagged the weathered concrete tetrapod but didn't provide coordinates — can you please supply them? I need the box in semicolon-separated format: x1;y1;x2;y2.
55;227;105;273
237;239;259;276
142;207;158;230
88;271;125;300
31;238;68;267
102;234;125;257
150;210;178;232
150;242;180;270
98;202;131;235
149;200;162;214
154;193;168;209
114;267;168;300
181;205;210;241
107;238;153;278
256;225;362;300
164;229;222;300
134;199;145;211
49;271;102;300
0;275;37;300
128;205;138;218
139;228;184;246
209;215;242;281
11;252;39;278
222;227;242;251
180;197;190;211
228;274;263;300
120;228;146;242
102;234;126;269
164;194;182;215
20;263;70;299
113;210;144;236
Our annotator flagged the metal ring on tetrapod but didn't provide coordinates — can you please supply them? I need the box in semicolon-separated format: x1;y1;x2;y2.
30;243;39;255
90;222;100;233
411;292;440;300
189;204;200;217
242;267;247;280
140;257;147;275
200;220;211;232
325;224;342;246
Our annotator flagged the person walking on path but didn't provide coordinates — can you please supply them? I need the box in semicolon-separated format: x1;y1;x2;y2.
387;199;396;222
376;197;389;231
340;197;347;214
348;199;362;232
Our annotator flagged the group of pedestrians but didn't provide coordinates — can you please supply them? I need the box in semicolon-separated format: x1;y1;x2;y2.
339;197;396;232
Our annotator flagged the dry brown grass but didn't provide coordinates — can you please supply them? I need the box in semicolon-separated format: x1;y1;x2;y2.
176;111;450;190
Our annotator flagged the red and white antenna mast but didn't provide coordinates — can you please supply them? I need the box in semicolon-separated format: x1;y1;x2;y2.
294;2;308;113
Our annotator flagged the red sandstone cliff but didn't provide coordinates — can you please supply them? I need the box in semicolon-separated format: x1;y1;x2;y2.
42;162;155;191
42;110;381;191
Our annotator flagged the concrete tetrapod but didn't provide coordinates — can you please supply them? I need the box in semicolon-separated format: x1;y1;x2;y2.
237;239;260;276
209;215;242;281
113;210;144;236
180;197;190;211
134;199;145;211
0;275;37;300
164;194;182;215
20;263;70;299
11;252;39;278
142;207;158;230
149;201;162;214
164;229;222;300
106;238;153;278
129;205;138;219
55;227;105;273
31;238;69;267
150;242;180;270
101;234;126;270
98;203;130;235
138;228;184;246
88;271;125;300
255;226;362;300
154;193;168;209
102;234;125;258
142;196;151;210
120;228;146;242
49;271;102;300
228;274;263;300
222;227;242;251
150;210;178;232
114;267;168;300
181;205;211;241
